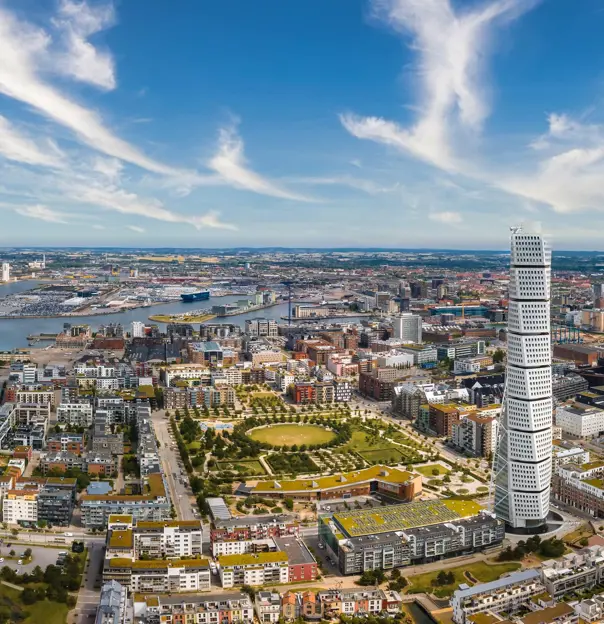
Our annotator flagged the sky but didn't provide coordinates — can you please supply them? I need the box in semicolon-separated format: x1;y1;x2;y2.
0;0;604;250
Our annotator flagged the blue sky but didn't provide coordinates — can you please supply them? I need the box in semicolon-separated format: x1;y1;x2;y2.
0;0;604;249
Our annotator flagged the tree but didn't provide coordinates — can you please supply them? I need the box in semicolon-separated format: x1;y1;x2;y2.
24;548;32;559
21;588;38;604
492;348;505;363
283;498;294;511
0;606;11;624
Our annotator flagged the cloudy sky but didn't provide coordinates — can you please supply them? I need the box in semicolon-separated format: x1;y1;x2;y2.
0;0;603;249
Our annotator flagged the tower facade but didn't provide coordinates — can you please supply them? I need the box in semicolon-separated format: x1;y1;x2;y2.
494;229;552;530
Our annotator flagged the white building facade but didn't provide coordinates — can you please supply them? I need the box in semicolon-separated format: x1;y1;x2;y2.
494;229;553;530
392;313;422;343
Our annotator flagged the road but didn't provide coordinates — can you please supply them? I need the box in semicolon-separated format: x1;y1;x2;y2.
70;542;105;624
151;409;197;521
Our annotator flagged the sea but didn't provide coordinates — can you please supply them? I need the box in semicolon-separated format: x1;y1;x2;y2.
0;281;365;351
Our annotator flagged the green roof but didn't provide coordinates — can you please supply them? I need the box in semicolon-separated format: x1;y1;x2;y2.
331;498;484;537
218;552;288;567
581;461;604;471
252;465;417;493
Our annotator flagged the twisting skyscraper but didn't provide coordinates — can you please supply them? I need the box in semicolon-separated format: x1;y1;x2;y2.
493;228;552;531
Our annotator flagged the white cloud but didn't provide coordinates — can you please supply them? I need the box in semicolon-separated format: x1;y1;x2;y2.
92;156;122;182
341;0;540;171
52;0;116;90
0;5;182;175
208;123;314;201
429;211;462;224
13;204;71;223
127;225;145;233
0;116;64;167
189;211;238;231
92;223;105;230
285;175;399;195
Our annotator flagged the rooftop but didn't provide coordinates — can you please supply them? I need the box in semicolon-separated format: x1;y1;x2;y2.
331;499;485;537
108;529;133;549
453;569;540;599
108;557;209;570
273;537;316;566
218;551;288;567
252;465;416;493
519;602;574;624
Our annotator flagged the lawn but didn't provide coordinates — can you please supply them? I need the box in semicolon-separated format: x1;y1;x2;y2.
248;424;336;446
0;585;68;624
416;464;450;477
216;459;266;476
406;561;521;598
360;448;405;464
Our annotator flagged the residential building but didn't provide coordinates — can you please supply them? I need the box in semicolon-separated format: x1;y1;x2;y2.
541;546;604;598
1;262;9;282
38;489;74;526
453;355;493;375
133;520;203;559
333;380;352;402
211;515;299;546
450;410;499;457
3;489;38;523
556;403;604;438
429;403;461;437
255;591;282;623
46;433;85;455
57;402;93;427
246;318;278;338
553;374;589;402
437;341;486;361
392;384;426;420
95;581;129;624
131;322;146;338
451;569;544;624
494;229;553;531
131;592;254;624
218;552;289;588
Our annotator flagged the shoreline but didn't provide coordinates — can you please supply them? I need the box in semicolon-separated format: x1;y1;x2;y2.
148;301;284;324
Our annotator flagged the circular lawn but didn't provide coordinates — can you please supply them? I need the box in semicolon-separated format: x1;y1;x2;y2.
247;423;335;447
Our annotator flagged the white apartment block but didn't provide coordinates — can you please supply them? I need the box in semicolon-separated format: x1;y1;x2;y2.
212;538;276;558
74;365;116;378
246;318;278;338
3;490;38;524
541;546;604;598
392;313;422;343
218;553;289;588
556;404;604;438
131;321;146;338
134;521;203;559
334;380;352;402
452;569;543;624
553;446;590;469
164;366;212;387
275;371;295;393
57;402;93;426
494;230;553;530
126;561;211;593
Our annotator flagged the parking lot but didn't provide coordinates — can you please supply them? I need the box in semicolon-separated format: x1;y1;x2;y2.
0;543;66;573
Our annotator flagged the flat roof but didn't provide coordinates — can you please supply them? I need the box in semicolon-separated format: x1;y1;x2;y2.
520;603;574;624
136;520;201;530
218;551;288;567
272;537;316;566
108;529;133;549
453;569;539;599
331;499;485;537
108;557;209;570
252;465;416;494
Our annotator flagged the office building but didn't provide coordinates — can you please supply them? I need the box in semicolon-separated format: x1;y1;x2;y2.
131;321;146;338
556;403;604;438
494;229;553;531
392;313;422;343
246;318;278;338
1;262;9;283
320;499;503;575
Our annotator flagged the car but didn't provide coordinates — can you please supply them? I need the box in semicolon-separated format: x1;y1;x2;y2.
17;560;22;565
58;551;68;556
0;558;4;563
318;543;325;550
64;532;73;537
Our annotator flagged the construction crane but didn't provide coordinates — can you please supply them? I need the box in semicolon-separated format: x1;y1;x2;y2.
282;281;294;325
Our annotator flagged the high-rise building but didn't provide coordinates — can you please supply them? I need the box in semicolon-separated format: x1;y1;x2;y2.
1;262;10;282
393;313;422;343
131;321;145;338
494;229;552;531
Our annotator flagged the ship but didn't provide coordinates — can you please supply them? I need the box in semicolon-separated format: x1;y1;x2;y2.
180;291;210;302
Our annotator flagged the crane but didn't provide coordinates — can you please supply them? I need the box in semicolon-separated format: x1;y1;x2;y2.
282;281;294;325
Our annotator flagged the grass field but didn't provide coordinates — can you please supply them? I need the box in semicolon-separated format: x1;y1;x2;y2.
0;585;68;624
216;459;266;476
148;313;216;323
360;448;405;464
248;424;336;446
416;464;450;477
406;561;521;598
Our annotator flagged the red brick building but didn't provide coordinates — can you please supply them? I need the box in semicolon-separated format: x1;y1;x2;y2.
293;382;316;404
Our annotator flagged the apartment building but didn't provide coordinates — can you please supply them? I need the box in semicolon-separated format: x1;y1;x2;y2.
103;558;211;593
391;384;426;420
541;547;604;598
552;461;604;517
450;411;499;457
333;380;352;402
246;318;278;338
134;520;203;559
15;390;55;406
218;552;289;588
451;569;544;624
2;489;38;523
211;514;299;546
46;433;85;455
57;402;93;426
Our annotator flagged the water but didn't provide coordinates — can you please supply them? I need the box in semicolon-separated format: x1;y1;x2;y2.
402;601;438;624
0;282;367;351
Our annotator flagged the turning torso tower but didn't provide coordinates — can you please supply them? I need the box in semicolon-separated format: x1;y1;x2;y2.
494;228;553;531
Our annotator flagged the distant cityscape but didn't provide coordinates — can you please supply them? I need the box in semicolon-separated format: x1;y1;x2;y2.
1;235;604;624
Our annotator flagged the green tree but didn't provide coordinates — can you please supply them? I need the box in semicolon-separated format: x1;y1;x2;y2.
283;498;294;511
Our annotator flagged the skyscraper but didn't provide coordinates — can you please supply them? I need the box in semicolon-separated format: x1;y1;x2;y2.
1;263;10;282
493;229;552;531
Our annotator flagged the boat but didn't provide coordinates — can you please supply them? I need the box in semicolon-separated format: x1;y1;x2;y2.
180;291;210;302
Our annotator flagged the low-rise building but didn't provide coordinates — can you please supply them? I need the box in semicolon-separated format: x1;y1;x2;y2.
556;403;604;438
541;547;604;598
451;569;544;624
255;591;281;623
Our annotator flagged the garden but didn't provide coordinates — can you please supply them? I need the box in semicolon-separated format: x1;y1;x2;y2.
247;423;336;447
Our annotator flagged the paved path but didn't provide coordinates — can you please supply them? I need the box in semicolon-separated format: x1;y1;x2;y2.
1;580;23;591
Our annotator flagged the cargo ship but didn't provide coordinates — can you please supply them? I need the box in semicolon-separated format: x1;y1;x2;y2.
180;291;210;302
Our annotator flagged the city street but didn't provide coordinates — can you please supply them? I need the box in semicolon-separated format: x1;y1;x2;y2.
71;542;105;624
152;409;197;520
